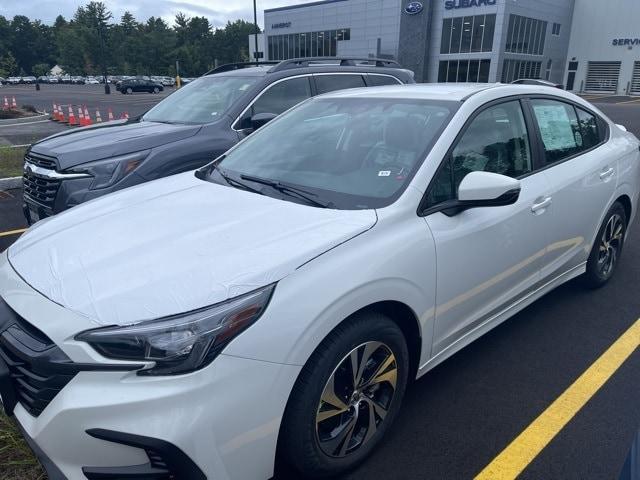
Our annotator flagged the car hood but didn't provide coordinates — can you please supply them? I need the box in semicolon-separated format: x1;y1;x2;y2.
8;173;377;327
31;120;203;170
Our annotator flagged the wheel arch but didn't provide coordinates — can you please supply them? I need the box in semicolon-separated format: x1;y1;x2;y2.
615;194;632;223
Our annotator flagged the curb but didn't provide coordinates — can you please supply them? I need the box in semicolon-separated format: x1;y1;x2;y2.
0;176;22;190
0;113;50;125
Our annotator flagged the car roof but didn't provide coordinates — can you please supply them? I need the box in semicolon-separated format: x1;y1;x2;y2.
318;83;579;102
319;83;500;101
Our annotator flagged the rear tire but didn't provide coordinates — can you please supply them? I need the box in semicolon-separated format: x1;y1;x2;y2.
279;311;409;478
582;202;627;288
153;87;159;93
126;87;133;94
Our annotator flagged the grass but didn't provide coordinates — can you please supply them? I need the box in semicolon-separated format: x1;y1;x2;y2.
0;146;26;179
0;414;45;480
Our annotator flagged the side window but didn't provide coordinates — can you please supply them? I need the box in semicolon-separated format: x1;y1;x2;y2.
241;77;312;129
367;74;402;87
575;107;600;150
426;101;532;208
531;99;583;164
315;74;366;95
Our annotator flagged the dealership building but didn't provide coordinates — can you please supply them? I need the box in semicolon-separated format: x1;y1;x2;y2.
250;0;640;95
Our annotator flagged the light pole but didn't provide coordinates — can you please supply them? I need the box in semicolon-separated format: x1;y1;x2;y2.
253;0;259;63
98;24;110;94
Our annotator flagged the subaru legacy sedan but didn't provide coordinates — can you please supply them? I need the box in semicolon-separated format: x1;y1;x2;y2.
0;84;638;480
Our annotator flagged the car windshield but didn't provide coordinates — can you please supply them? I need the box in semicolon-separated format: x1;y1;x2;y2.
210;97;457;209
143;75;258;124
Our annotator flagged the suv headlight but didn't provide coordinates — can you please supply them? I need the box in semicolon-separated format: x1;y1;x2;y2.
67;150;150;190
76;285;275;375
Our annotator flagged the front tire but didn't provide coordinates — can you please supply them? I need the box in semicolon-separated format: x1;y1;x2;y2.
126;87;133;94
279;311;409;478
583;202;627;288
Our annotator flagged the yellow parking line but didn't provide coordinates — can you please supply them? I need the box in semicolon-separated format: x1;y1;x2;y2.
615;97;640;104
475;318;640;480
0;228;27;238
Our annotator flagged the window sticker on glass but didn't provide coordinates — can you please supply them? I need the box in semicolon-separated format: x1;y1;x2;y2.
533;105;577;151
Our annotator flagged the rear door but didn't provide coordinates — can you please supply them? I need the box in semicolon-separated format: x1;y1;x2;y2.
527;97;617;280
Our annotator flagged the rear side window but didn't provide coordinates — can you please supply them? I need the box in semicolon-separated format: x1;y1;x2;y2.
315;74;366;95
531;99;583;164
575;107;600;150
367;74;402;86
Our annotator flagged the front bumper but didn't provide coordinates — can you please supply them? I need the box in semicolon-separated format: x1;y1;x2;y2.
0;253;301;480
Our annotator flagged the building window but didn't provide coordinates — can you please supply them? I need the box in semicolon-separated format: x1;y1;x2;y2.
440;14;495;54
268;28;350;60
438;59;491;83
505;14;547;55
552;23;561;36
502;59;542;83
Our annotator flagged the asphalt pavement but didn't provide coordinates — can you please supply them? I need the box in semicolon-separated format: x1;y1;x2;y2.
0;99;639;480
0;83;172;145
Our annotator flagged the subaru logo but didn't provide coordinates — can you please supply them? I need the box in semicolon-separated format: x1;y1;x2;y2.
404;1;423;14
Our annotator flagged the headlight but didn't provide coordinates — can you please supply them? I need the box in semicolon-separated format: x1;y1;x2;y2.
68;150;150;190
76;284;275;375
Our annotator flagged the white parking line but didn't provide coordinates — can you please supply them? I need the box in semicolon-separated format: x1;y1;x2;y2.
0;119;51;128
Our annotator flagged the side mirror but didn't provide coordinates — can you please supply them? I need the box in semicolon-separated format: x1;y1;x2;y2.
250;112;278;131
439;171;521;216
458;171;521;207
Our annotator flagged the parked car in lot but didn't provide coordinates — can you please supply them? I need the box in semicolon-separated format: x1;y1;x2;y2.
21;57;414;223
21;76;37;84
2;83;638;480
70;76;86;84
181;76;195;85
47;76;59;84
7;76;21;84
85;76;100;84
116;77;164;94
159;76;176;86
0;76;4;85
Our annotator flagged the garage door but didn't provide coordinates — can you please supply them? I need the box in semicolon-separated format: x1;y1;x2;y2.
631;62;640;95
585;61;621;93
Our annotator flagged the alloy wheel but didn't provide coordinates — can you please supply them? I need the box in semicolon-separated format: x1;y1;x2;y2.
598;213;624;277
315;341;397;458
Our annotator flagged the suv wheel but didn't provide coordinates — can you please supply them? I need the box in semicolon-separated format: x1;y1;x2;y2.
583;201;627;288
126;87;133;94
153;87;160;93
279;311;409;478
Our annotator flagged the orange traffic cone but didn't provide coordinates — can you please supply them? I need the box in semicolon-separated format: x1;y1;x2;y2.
95;109;102;123
68;105;78;126
11;97;17;109
84;105;92;126
123;112;129;120
51;104;58;121
107;107;114;121
2;97;8;110
58;105;66;123
78;106;85;126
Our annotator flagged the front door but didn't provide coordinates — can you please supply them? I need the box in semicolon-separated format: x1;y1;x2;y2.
424;100;552;355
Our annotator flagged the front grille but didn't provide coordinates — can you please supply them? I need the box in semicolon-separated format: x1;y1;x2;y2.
22;172;61;209
24;151;57;169
0;300;77;417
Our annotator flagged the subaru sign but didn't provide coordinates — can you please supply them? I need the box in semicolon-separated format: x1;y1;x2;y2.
445;0;496;9
405;1;424;14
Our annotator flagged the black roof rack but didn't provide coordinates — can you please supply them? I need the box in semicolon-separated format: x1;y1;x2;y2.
268;57;401;73
205;61;279;75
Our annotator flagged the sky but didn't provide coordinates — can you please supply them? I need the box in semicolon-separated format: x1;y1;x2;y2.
0;0;305;29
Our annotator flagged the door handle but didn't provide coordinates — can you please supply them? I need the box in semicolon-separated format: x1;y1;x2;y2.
599;167;615;180
531;196;552;213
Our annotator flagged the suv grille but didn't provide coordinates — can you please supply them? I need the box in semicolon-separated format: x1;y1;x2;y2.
24;151;57;169
22;174;61;209
23;152;61;209
0;301;77;417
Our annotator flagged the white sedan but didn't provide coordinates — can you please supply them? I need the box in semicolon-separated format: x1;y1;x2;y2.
0;84;638;480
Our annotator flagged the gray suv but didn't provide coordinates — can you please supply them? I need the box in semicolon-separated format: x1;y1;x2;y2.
22;57;414;223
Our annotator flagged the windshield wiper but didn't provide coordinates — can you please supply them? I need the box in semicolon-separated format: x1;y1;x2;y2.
240;174;333;208
211;164;264;196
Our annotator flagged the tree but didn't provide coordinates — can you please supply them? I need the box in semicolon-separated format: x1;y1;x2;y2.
0;52;18;77
32;63;50;77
